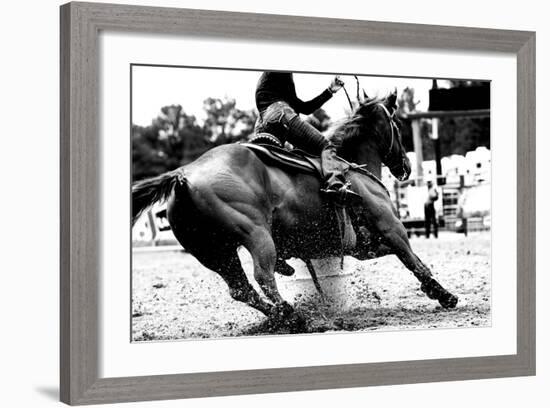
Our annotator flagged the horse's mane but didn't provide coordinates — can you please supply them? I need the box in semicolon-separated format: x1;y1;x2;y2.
326;97;385;154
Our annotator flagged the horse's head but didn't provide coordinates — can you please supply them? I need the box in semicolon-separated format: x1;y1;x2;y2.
348;91;411;181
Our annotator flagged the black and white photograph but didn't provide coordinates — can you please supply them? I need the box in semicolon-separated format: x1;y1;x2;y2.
131;66;491;341
2;0;544;405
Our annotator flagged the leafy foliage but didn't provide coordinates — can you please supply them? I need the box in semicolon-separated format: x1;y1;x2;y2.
305;108;332;132
133;80;490;183
202;97;258;145
132;98;257;181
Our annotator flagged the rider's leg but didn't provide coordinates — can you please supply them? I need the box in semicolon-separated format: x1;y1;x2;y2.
262;103;361;204
285;116;344;184
317;141;362;205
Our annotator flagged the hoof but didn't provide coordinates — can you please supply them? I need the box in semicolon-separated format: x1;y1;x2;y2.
421;279;458;309
279;301;295;316
286;312;307;333
439;293;459;309
275;260;295;276
268;302;307;333
420;280;439;301
268;301;295;325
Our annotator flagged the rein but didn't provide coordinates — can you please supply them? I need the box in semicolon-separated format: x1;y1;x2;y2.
342;84;354;111
338;88;396;162
342;76;364;111
377;102;409;181
377;102;395;161
337;87;404;179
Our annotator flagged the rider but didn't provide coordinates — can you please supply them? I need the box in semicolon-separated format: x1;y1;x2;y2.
254;71;361;204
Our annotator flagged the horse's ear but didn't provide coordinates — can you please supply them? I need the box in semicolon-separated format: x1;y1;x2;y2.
385;88;398;111
362;89;369;102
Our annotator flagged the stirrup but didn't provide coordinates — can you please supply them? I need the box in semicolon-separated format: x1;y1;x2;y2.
320;183;362;206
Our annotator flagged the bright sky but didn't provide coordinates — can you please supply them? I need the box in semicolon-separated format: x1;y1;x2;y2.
131;65;442;127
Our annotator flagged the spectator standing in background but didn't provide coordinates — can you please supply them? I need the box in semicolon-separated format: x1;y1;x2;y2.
424;180;439;238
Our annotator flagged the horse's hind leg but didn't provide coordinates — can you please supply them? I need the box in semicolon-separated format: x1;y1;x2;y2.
243;227;304;326
244;227;284;305
194;249;274;317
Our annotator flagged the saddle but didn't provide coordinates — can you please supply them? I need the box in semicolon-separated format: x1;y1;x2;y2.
242;137;390;195
242;140;322;176
242;139;358;265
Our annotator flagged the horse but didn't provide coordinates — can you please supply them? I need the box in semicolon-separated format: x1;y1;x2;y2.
132;91;458;329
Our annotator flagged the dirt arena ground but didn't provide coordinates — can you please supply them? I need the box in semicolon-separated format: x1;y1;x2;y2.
132;231;491;341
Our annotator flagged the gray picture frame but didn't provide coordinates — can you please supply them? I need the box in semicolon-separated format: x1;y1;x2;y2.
60;2;536;405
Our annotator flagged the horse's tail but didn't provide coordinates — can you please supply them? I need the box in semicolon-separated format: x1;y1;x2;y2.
132;169;180;224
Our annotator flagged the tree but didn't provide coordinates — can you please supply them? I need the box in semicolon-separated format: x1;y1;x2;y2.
202;97;257;145
132;104;206;180
305;108;332;132
132;99;258;180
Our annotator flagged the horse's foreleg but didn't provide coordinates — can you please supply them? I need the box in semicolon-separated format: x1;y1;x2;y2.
304;259;326;300
379;226;458;309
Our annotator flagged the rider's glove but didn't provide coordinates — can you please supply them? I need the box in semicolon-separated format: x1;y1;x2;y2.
328;76;344;94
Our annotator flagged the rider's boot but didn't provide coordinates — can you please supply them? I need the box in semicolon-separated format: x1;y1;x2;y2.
318;143;363;206
284;114;362;206
260;101;362;206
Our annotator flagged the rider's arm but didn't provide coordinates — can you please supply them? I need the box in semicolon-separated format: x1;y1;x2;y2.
289;89;334;115
289;76;343;115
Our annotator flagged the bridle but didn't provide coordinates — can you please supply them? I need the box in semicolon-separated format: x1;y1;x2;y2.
340;83;406;177
377;102;397;162
376;102;409;180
